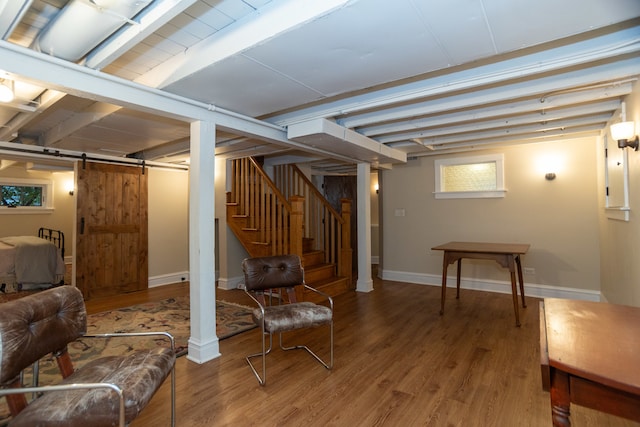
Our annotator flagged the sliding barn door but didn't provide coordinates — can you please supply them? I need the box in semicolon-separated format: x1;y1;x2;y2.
76;161;148;299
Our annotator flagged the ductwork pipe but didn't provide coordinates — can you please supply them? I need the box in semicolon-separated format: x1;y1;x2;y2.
32;0;152;62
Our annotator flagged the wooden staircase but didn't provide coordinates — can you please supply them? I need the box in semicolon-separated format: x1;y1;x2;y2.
226;157;352;302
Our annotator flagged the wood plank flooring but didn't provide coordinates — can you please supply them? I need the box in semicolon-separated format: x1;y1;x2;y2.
85;278;640;426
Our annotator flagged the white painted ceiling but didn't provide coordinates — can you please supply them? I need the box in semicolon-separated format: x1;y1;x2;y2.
0;0;639;173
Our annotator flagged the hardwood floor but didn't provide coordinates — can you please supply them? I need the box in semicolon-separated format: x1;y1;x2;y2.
76;278;640;426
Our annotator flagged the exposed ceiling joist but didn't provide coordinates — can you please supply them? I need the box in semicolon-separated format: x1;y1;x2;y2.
0;1;638;173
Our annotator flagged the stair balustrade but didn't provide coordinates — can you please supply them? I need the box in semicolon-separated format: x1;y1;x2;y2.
226;157;352;300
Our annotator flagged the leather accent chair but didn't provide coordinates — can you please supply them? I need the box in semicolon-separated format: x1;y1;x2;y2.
0;286;176;426
242;254;333;385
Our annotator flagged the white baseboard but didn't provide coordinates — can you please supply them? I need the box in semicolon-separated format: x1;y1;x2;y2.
150;268;601;302
148;270;224;288
148;271;189;288
380;269;602;302
217;275;244;290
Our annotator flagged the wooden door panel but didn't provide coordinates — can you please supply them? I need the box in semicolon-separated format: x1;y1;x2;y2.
76;162;148;300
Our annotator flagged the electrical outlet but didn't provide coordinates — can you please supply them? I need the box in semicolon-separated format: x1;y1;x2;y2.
523;267;535;275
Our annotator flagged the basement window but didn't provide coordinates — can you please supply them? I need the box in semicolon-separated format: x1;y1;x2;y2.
434;154;506;199
0;177;53;213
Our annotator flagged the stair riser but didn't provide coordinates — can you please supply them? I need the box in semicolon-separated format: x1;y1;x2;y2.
303;251;324;266
303;278;349;303
304;264;336;283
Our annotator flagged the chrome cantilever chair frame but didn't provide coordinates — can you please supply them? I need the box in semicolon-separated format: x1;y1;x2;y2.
0;287;175;427
0;331;176;427
242;255;334;386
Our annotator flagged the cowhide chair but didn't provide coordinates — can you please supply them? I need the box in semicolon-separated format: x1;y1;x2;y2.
0;285;176;426
242;254;334;385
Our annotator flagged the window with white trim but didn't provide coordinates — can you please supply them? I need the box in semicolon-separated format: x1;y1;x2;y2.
434;154;506;199
0;177;53;213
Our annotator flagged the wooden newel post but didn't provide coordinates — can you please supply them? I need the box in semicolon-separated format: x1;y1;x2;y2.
340;198;353;287
290;195;304;260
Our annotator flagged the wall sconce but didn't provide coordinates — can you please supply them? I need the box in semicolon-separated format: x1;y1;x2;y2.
374;183;379;194
0;79;14;103
611;102;638;150
545;173;556;181
64;179;75;196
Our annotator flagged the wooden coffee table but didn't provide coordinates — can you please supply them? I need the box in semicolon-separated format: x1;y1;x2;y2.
540;298;640;426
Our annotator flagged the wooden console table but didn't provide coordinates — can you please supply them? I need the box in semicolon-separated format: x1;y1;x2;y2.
540;298;640;426
432;241;530;326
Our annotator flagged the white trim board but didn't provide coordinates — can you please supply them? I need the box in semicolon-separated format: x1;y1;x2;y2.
148;271;189;288
217;275;244;291
380;269;602;302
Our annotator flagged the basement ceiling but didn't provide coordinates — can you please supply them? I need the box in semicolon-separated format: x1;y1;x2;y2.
0;0;639;173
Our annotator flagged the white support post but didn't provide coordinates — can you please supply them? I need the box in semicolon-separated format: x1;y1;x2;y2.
356;162;374;292
187;120;220;363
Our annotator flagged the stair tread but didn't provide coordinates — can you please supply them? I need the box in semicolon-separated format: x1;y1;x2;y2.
306;276;347;285
304;262;334;270
303;249;323;255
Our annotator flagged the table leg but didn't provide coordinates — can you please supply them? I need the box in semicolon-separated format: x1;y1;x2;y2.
510;269;521;327
456;259;462;299
550;370;571;426
440;254;448;315
515;254;526;308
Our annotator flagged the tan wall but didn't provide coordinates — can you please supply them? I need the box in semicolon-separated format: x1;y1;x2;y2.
148;167;189;278
214;157;248;286
0;166;74;256
0;164;189;281
598;80;640;306
381;137;602;293
371;172;380;260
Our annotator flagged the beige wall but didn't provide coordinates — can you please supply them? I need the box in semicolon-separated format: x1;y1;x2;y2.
598;81;640;306
148;167;189;279
0;166;74;255
371;172;380;261
0;164;190;283
380;137;602;296
214;157;248;289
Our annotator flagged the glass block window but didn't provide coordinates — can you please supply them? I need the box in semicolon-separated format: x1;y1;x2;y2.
435;154;505;199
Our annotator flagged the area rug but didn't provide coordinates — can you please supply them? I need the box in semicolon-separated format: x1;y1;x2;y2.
79;296;258;357
0;296;256;424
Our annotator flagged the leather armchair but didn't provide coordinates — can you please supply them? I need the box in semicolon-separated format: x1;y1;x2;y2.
242;254;333;385
0;286;175;426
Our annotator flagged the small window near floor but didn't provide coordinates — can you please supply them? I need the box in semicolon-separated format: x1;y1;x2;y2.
0;177;53;212
434;154;506;199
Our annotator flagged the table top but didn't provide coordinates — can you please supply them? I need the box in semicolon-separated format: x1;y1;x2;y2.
431;241;530;255
542;298;640;395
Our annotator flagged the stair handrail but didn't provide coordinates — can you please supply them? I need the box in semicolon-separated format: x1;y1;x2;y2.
227;157;302;257
273;164;351;281
286;164;344;223
247;157;292;212
227;158;352;286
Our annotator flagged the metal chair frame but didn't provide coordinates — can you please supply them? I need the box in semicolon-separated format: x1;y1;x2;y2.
244;284;334;385
1;330;175;427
